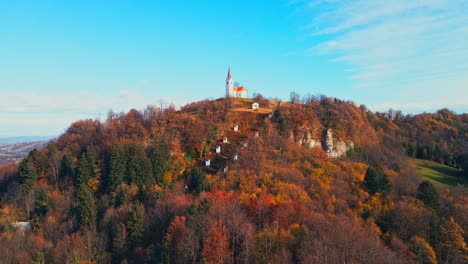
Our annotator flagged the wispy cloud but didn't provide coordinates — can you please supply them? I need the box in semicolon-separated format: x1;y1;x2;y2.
0;89;187;137
304;0;468;111
0;90;183;113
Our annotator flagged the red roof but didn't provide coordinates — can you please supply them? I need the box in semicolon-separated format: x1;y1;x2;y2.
234;86;246;92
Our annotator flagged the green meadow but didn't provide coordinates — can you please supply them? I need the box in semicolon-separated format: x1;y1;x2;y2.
409;158;467;187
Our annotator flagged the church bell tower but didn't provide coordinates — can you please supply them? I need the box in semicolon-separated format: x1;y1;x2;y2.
226;67;234;98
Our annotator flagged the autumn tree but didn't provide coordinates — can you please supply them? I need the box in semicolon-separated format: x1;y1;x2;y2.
123;108;147;140
202;220;231;264
163;216;188;264
391;197;430;241
54;232;87;263
410;236;437;264
439;217;467;263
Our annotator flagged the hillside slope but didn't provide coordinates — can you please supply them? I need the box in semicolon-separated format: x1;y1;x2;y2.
0;96;466;263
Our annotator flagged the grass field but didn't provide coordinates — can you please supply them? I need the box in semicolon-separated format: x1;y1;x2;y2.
408;158;467;187
230;98;278;114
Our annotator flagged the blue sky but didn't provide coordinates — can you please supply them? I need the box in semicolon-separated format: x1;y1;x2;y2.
1;0;467;137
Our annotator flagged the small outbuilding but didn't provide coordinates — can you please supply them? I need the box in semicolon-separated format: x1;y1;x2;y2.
205;159;211;166
252;102;259;110
215;146;221;153
233;125;239;132
13;221;32;235
233;153;238;161
223;137;228;143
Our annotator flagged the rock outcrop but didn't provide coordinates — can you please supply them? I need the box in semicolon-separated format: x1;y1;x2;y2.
302;130;322;149
324;129;354;158
291;128;353;158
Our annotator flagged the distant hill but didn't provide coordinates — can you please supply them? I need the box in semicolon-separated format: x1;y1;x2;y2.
0;136;54;164
0;136;55;144
0;141;48;164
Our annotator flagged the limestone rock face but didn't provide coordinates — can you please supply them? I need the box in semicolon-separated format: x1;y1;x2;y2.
305;130;322;149
290;128;353;158
308;139;322;149
295;129;322;149
324;129;354;158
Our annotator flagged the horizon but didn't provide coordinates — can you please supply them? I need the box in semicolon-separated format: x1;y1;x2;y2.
0;96;464;139
1;1;467;137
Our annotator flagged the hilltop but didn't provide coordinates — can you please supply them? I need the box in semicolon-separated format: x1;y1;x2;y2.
0;96;467;263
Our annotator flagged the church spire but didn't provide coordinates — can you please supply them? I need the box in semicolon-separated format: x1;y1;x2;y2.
226;67;234;98
227;67;232;81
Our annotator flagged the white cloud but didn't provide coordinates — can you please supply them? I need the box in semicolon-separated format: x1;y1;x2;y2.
305;0;468;111
0;89;188;137
0;89;186;113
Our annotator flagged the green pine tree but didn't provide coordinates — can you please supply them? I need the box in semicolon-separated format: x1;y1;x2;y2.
107;142;125;194
364;165;391;196
75;184;97;228
161;240;173;264
76;153;91;186
111;221;127;263
31;252;45;264
149;138;171;186
189;167;209;195
114;184;129;207
416;181;440;212
126;202;145;249
59;151;74;188
125;143;153;188
76;146;102;191
35;188;51;217
18;157;37;193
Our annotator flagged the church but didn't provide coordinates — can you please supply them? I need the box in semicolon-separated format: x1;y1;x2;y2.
225;68;247;98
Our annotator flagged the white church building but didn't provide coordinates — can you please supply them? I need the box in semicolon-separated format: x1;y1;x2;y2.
225;68;247;98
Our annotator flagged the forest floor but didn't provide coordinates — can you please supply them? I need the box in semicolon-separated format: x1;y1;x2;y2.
408;158;467;187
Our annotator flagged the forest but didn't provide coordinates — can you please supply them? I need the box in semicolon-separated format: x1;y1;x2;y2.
0;95;467;264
